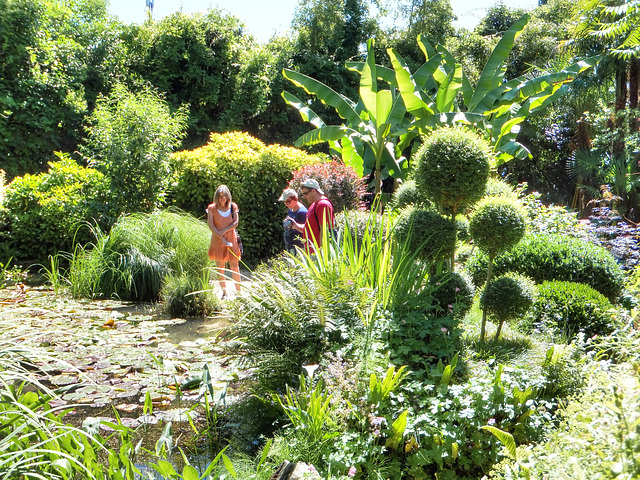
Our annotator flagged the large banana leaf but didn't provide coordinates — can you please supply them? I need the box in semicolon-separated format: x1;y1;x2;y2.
387;48;434;119
281;91;326;129
293;125;359;148
468;14;530;111
283;69;362;126
436;63;463;112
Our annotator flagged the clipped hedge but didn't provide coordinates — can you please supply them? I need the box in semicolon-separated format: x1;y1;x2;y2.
168;132;324;264
0;156;111;264
465;234;624;302
530;281;617;340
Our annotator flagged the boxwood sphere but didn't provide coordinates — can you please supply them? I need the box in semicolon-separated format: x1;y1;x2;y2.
390;179;434;210
480;273;536;323
469;197;527;258
394;206;457;262
414;126;491;215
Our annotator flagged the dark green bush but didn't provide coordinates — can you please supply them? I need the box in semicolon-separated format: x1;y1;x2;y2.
288;160;367;214
481;273;536;339
393;207;457;263
414;126;491;215
469;197;527;259
390;179;434;210
168;132;322;265
430;270;475;320
1;156;111;264
485;177;519;200
465;234;624;302
530;281;617;340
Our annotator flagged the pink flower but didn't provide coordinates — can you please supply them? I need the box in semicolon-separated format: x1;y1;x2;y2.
455;287;460;292
441;327;448;333
348;466;357;477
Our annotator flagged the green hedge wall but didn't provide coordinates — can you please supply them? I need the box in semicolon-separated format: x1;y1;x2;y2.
168;132;324;264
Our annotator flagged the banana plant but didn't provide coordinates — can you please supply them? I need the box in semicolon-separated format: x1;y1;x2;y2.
384;14;600;167
282;39;414;197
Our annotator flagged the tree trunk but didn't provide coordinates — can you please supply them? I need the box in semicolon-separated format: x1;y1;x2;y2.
614;60;628;158
630;58;640;132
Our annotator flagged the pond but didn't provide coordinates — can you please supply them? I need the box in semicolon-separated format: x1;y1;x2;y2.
0;281;241;451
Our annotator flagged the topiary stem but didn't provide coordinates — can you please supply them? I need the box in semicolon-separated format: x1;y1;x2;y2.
494;318;505;342
480;258;494;341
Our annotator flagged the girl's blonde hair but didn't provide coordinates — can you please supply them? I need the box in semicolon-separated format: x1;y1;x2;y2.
214;185;232;206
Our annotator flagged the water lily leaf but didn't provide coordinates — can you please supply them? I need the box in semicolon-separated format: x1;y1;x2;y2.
52;374;79;386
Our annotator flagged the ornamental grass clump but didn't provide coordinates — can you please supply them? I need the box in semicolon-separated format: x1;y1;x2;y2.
469;197;527;340
70;209;211;302
480;273;536;341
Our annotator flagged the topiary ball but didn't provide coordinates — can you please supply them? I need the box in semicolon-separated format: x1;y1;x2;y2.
394;206;457;263
414;126;491;215
485;177;519;200
480;273;536;323
431;270;475;319
390;179;434;210
469;197;527;258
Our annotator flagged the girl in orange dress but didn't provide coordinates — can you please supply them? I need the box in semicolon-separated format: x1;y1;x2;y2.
206;185;241;298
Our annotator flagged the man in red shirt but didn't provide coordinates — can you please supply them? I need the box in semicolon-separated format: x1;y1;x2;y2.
291;178;335;252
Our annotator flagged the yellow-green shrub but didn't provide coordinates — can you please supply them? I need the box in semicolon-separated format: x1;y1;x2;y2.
168;132;324;263
1;156;111;263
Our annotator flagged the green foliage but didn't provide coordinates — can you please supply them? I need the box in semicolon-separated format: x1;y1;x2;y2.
228;260;330;392
414;126;491;216
334;209;385;248
69;209;211;302
485;178;519;200
530;280;618;340
465;233;625;301
288;160;367;213
389;179;434;210
481;273;536;341
125;10;251;146
488;363;640;479
469;197;527;259
169;132;321;264
393;206;457;264
385;279;463;376
481;273;536;323
82;83;188;214
161;270;221;317
1;155;110;263
539;343;586;399
430;270;475;320
283;39;413;196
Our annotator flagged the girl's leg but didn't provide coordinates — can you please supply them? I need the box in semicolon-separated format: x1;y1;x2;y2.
217;261;227;297
229;259;242;292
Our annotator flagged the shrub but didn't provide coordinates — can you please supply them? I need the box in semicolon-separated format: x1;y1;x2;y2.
530;281;617;340
1;156;111;263
469;197;527;259
168;132;322;264
228;260;329;392
414;126;491;216
69;209;211;302
480;273;536;340
334;209;386;247
288;160;367;214
430;270;475;320
390;179;433;210
393;207;457;264
485;178;519;200
81;84;188;213
161;270;220;317
465;234;625;302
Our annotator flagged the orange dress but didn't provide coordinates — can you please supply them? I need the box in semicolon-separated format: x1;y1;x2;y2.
207;202;241;262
